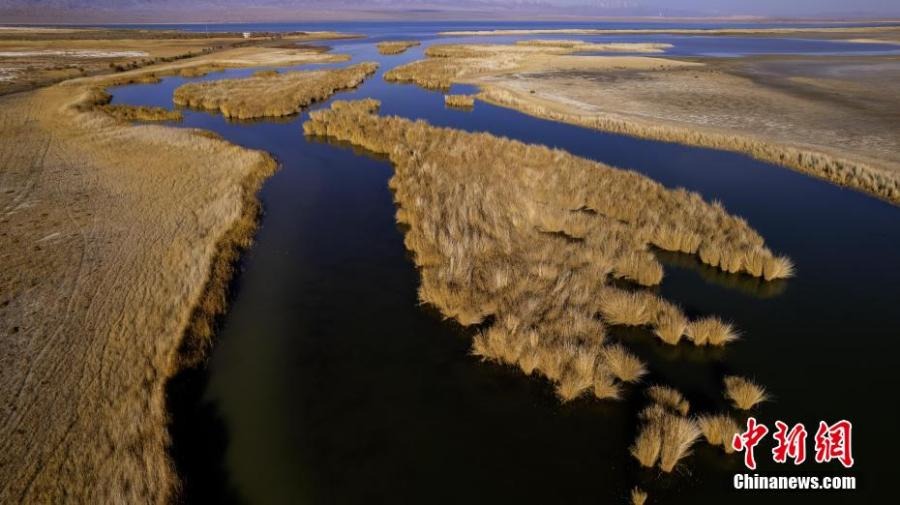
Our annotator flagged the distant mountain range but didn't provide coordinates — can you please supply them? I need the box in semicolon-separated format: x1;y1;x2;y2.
1;0;897;23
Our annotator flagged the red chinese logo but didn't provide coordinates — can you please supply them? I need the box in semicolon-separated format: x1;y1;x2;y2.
814;420;855;468
733;418;854;469
772;420;807;465
732;417;769;470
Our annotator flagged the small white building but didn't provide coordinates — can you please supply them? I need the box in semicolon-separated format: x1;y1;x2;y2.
242;32;252;39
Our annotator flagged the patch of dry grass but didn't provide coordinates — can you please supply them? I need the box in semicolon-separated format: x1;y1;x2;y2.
631;420;663;468
697;414;741;453
600;343;647;383
304;100;788;406
173;62;378;119
658;413;703;472
384;41;678;90
685;317;739;346
377;40;421;55
631;487;648;505
444;94;475;109
647;385;690;416
98;104;183;122
597;287;739;347
632;397;701;472
724;375;768;410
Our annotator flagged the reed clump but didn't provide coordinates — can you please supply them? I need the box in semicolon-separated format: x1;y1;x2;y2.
697;414;741;453
685;317;738;346
173;62;378;119
632;389;701;472
98;104;183;122
631;487;648;505
600;343;647;383
377;40;421;55
647;385;690;416
724;376;768;410
598;287;735;347
444;94;475;109
304;100;789;404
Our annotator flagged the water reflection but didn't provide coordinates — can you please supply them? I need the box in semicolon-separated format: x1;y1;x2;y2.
655;249;789;299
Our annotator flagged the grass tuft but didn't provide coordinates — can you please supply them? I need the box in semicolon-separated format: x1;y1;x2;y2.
697;414;741;453
723;375;768;410
377;40;421;55
653;309;686;345
598;288;656;326
763;255;795;281
630;421;663;468
444;94;475;109
647;385;690;415
593;367;623;400
658;413;702;472
631;487;648;505
600;343;647;383
685;317;738;346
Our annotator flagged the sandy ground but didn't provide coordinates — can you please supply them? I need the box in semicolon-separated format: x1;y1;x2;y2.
0;27;357;95
0;42;349;504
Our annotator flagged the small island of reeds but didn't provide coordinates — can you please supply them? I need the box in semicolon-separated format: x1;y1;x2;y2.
173;62;378;119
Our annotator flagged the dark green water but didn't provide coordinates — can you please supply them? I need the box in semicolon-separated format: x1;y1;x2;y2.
110;28;900;504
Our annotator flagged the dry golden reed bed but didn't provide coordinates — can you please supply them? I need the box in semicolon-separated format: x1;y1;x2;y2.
98;103;183;122
384;41;672;90
0;44;346;504
173;62;378;119
376;40;421;55
385;41;900;204
444;94;475;108
304;100;790;409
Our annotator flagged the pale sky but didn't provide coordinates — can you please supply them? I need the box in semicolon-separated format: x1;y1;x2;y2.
2;0;898;22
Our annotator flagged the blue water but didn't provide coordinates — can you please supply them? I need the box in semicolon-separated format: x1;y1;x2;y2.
109;30;900;504
49;20;900;56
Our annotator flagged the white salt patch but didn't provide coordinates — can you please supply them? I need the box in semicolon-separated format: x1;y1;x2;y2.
0;68;18;81
0;50;149;58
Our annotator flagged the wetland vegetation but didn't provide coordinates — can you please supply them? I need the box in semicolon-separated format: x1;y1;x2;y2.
173;62;378;119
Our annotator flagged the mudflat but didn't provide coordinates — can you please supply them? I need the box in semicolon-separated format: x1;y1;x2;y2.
0;43;349;504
